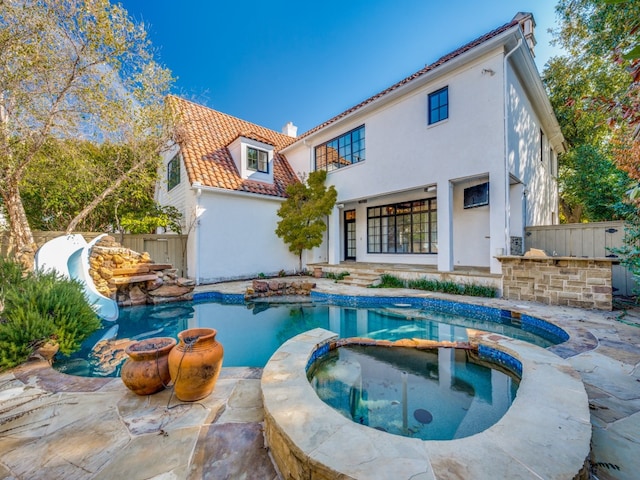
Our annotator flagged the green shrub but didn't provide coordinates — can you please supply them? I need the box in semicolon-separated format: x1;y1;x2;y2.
375;274;406;288
325;271;350;281
372;273;497;298
0;257;101;371
610;214;640;299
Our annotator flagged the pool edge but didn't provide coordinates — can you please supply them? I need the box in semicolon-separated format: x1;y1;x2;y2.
261;328;591;480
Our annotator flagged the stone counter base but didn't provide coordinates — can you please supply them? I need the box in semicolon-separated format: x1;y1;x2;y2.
498;256;615;310
262;328;591;480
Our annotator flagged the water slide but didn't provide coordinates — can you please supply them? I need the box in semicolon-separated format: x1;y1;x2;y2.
34;234;119;322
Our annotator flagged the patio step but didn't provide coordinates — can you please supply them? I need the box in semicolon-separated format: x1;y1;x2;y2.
337;272;381;287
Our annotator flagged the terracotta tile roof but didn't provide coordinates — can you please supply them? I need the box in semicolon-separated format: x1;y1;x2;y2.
167;96;299;197
296;17;523;141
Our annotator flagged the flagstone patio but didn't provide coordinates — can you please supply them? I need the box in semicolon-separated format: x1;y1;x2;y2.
0;279;638;479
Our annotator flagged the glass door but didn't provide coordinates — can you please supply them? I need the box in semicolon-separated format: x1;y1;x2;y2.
344;210;356;260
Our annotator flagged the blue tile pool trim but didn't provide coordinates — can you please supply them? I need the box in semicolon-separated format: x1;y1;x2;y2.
307;339;524;379
521;314;570;342
309;291;568;344
478;344;523;378
306;340;332;372
193;291;245;304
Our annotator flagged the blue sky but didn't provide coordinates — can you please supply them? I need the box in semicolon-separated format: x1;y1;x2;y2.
120;0;563;134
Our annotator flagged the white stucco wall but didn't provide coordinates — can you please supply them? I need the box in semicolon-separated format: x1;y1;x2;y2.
156;144;189;223
290;49;508;270
194;189;299;283
506;62;559;228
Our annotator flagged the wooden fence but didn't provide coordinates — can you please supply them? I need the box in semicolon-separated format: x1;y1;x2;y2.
1;231;188;277
525;221;637;296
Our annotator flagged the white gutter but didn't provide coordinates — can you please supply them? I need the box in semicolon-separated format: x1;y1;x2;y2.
191;183;287;202
194;185;202;285
503;38;523;255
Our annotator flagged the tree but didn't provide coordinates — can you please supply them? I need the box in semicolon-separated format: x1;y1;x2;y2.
18;138;161;232
558;144;634;222
543;0;640;222
547;0;640;295
275;170;337;272
0;0;173;266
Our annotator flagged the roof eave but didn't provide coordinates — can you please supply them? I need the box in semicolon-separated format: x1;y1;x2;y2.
190;182;287;202
508;39;566;154
282;25;523;152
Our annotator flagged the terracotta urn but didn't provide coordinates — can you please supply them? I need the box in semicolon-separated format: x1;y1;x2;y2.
168;327;224;402
121;337;176;396
32;339;60;365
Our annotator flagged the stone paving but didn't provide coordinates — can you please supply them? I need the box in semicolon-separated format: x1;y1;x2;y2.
0;278;638;479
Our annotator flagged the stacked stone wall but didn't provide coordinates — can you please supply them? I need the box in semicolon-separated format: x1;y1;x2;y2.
245;280;316;300
88;235;194;306
500;256;615;310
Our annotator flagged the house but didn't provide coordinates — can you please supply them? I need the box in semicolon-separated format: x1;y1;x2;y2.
157;12;565;284
156;97;301;283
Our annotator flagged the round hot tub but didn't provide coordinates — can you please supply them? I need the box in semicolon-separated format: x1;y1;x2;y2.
307;342;520;441
261;328;591;480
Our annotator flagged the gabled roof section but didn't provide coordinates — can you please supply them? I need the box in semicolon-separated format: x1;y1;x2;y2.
295;16;523;141
167;95;298;197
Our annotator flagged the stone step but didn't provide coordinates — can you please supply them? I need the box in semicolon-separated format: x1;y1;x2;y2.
337;272;381;287
147;263;173;271
110;273;158;285
112;265;150;275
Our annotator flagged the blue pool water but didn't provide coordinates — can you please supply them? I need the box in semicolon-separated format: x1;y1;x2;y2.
308;344;519;440
54;298;566;377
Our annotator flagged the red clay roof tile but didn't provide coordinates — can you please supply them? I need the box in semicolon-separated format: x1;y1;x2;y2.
167;96;299;198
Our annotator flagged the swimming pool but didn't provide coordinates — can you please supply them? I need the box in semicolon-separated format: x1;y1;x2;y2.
54;297;567;377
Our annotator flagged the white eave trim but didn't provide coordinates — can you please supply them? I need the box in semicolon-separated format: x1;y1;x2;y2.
190;183;286;202
282;25;524;153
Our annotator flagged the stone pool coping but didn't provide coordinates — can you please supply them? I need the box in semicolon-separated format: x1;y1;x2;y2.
261;328;591;480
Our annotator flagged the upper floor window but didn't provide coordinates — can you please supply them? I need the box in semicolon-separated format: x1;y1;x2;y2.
315;125;365;171
167;154;180;191
428;87;448;125
247;146;268;173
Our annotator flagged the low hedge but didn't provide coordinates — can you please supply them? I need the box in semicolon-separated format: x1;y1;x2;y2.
0;256;101;371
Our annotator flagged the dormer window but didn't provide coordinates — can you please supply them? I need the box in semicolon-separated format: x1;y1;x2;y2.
228;135;274;183
247;147;269;173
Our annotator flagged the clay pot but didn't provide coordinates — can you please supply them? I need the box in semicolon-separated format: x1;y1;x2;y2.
121;337;176;396
32;339;60;365
168;328;224;402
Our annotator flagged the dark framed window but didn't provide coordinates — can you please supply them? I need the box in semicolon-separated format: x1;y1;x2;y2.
247;147;268;173
367;198;437;254
428;87;448;125
315;125;365;171
167;154;181;191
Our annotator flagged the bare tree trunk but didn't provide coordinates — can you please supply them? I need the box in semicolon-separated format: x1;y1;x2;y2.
1;177;36;268
559;197;583;224
65;157;149;233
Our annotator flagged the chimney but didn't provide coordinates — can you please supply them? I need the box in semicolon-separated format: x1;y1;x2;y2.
282;121;298;138
513;12;536;57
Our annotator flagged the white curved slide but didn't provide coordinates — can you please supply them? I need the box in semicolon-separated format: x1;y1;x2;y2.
34;234;119;322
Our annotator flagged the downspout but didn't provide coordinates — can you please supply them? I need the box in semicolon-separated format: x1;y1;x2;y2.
195;187;202;285
503;38;523;255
